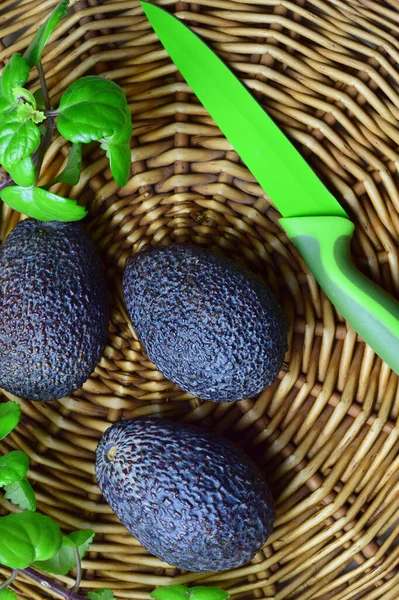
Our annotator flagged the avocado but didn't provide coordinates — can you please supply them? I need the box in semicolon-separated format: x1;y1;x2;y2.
95;417;275;572
122;244;287;402
0;219;109;401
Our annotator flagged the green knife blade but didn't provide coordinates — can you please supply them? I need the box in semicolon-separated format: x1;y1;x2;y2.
142;1;399;375
142;1;346;220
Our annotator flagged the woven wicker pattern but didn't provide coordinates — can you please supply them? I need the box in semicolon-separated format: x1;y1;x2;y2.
1;0;399;598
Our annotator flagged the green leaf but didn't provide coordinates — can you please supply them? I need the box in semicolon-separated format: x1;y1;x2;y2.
68;529;95;550
4;156;35;187
87;590;117;600
4;478;36;512
0;185;87;222
0;54;30;114
57;76;132;186
0;589;17;600
33;88;46;111
150;587;230;600
0;402;21;441
0;112;41;165
189;588;230;600
0;451;29;487
49;143;82;186
24;0;70;68
33;528;94;575
15;103;45;125
12;86;36;107
0;512;62;569
151;586;189;600
15;103;36;122
100;138;131;188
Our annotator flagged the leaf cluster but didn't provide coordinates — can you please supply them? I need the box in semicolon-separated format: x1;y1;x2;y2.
0;0;132;222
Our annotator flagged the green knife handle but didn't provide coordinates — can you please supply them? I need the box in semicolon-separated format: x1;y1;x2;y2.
280;215;399;374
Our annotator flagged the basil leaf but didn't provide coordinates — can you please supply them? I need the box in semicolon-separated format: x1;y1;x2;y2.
151;586;189;600
12;86;36;108
0;402;21;441
24;0;70;68
189;588;230;600
0;589;18;599
33;88;46;111
0;512;62;569
100;138;131;189
4;156;35;187
0;54;30;114
0;451;29;487
87;590;117;600
33;528;94;575
57;76;130;142
0;185;87;222
15;103;45;125
50;143;82;186
57;76;132;186
4;478;36;512
68;529;95;550
0;112;41;165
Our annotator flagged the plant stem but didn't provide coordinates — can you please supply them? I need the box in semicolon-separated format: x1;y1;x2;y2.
34;60;56;184
69;547;82;593
37;62;51;111
19;567;87;600
34;114;55;184
0;170;14;192
0;569;17;592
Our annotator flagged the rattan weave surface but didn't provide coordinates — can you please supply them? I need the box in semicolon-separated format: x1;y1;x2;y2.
1;1;399;599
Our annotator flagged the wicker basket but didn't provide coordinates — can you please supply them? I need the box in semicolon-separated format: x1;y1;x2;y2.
1;0;399;598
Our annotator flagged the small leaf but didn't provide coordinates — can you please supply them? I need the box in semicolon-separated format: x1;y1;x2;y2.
3;156;35;187
49;143;82;186
87;590;117;600
0;112;41;164
12;86;36;107
15;103;36;122
24;0;70;68
0;185;87;222
100;138;131;188
4;478;36;512
57;76;132;186
33;88;46;111
0;54;30;114
15;103;45;125
0;402;21;441
189;588;230;600
0;512;62;569
33;528;94;575
151;586;189;600
0;589;18;599
0;451;29;487
68;529;95;550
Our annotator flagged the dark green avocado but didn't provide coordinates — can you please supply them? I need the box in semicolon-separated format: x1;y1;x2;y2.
95;416;275;572
122;244;287;402
0;219;109;401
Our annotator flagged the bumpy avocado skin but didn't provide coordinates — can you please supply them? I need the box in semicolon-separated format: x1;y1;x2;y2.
123;244;287;402
0;219;109;401
95;417;275;572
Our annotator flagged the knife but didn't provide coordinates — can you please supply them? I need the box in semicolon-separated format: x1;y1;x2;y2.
141;1;399;374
